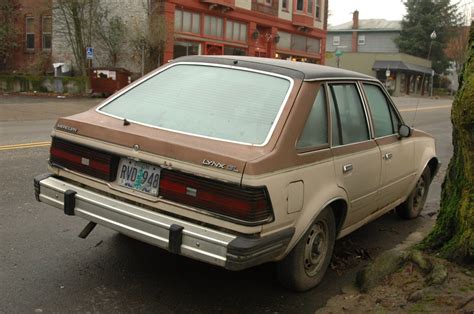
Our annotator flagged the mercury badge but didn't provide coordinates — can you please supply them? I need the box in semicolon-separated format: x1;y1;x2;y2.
56;123;78;134
202;159;238;172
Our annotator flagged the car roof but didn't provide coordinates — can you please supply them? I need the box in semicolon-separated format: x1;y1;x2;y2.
172;55;376;81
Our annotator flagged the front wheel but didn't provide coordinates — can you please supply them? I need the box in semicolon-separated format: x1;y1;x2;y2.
277;207;336;291
396;167;431;219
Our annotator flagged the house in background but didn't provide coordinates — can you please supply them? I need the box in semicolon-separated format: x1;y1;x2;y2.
2;0;52;74
325;11;433;96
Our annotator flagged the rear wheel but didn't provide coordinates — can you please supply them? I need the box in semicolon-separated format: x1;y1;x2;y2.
277;207;336;291
396;168;431;219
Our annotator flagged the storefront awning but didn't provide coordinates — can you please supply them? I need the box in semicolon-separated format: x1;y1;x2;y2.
372;60;432;75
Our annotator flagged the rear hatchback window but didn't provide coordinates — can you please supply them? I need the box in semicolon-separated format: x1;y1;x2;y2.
98;64;292;145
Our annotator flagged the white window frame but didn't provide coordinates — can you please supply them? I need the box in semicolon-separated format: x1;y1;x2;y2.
332;35;340;46
358;34;366;45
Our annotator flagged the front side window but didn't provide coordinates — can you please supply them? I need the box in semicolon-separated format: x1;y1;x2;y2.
42;16;52;49
25;17;35;50
358;34;365;45
329;83;369;145
297;86;328;149
332;36;340;46
99;65;292;145
363;84;395;138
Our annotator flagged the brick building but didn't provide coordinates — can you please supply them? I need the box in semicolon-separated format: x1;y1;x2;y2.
51;0;328;75
2;0;52;73
164;0;328;64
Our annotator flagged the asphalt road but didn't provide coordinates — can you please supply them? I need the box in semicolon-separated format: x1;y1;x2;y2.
0;94;453;313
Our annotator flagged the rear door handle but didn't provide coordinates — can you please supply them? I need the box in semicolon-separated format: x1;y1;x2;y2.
343;164;353;173
383;152;393;160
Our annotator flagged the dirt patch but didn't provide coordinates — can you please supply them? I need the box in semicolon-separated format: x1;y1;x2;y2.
317;256;474;313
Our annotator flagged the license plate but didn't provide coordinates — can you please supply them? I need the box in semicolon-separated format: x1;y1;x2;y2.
117;158;161;196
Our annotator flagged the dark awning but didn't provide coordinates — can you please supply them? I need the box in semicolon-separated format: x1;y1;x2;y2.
372;60;432;75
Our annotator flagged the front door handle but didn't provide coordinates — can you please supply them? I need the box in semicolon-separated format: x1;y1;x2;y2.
383;152;393;160
343;164;353;173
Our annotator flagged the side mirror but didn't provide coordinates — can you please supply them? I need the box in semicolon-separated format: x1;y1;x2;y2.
398;124;412;138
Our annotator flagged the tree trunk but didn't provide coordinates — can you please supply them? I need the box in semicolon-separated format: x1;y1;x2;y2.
422;23;474;264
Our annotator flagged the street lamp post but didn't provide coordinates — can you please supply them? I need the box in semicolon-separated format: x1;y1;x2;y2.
421;30;437;97
427;30;436;97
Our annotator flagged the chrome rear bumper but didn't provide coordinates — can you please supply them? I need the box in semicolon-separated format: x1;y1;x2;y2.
34;174;294;270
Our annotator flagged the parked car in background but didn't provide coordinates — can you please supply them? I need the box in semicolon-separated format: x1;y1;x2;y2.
34;56;439;291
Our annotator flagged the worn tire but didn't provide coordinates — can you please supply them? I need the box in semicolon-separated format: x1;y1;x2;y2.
277;207;336;292
396;167;431;219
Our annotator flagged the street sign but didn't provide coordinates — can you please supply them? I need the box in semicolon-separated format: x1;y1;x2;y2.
86;47;94;60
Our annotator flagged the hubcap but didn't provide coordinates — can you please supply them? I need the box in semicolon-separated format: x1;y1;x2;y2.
413;177;426;211
304;221;328;277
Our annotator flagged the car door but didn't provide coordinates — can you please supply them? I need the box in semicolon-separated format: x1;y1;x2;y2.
361;82;416;209
328;82;381;227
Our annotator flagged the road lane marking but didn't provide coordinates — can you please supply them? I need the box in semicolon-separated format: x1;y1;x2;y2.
398;105;452;112
0;141;50;151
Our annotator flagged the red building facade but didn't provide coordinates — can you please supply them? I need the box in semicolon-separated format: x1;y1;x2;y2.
160;0;328;64
3;0;52;73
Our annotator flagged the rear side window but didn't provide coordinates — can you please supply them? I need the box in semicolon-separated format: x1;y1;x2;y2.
297;86;328;149
329;84;369;145
99;64;292;145
363;84;395;137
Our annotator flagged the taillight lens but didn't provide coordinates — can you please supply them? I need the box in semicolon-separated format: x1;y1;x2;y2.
159;169;273;224
50;137;119;181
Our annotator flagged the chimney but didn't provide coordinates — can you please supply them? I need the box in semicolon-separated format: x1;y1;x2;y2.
352;10;359;29
351;10;359;52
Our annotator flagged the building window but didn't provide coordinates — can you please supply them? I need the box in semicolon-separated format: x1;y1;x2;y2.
332;36;340;46
282;0;288;10
42;16;52;50
173;41;200;59
307;37;320;53
315;0;321;20
175;9;200;34
204;15;223;38
277;31;291;49
358;34;365;45
225;20;247;42
307;0;313;15
25;17;35;50
224;46;247;56
296;0;304;11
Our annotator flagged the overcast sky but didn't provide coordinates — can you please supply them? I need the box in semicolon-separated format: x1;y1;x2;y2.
328;0;473;26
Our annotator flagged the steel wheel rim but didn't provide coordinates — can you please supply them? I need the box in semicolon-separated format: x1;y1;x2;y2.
304;221;328;277
413;176;426;211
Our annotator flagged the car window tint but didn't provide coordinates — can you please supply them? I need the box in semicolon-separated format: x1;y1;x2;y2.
390;105;401;132
328;89;341;146
330;84;369;144
364;84;395;137
297;86;328;149
99;65;291;145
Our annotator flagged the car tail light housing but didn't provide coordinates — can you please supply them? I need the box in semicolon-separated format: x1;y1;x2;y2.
159;169;273;225
49;137;119;181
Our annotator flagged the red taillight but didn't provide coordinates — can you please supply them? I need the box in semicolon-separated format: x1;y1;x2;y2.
159;170;273;224
50;137;119;181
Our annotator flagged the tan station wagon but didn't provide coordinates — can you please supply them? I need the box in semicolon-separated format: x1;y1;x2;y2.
34;56;439;291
